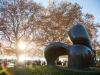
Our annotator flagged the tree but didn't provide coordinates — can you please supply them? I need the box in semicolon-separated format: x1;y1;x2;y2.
0;0;42;60
30;1;82;45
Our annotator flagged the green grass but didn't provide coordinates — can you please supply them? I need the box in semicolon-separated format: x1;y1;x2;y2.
0;67;6;75
0;66;100;75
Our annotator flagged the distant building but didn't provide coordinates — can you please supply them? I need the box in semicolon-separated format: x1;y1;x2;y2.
59;55;68;62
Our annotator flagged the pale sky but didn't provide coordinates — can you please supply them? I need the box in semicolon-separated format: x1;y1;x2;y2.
34;0;100;23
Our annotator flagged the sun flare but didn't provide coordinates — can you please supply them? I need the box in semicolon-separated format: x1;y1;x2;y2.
18;41;26;50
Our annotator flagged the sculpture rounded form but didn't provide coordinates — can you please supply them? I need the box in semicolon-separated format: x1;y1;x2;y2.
68;23;92;50
44;42;70;66
68;44;93;69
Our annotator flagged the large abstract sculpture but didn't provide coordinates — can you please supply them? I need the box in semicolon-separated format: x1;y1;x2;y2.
44;23;96;69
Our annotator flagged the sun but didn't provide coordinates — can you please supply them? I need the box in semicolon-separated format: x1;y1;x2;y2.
18;41;26;50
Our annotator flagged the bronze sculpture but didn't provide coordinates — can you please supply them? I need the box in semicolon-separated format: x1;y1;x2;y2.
44;23;96;69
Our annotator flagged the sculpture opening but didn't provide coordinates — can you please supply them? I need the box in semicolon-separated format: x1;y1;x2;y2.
44;42;70;66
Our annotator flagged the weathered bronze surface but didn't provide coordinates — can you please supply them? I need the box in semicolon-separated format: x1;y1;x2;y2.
68;44;93;69
68;23;92;49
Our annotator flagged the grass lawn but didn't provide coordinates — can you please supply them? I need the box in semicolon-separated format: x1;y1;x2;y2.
0;65;100;75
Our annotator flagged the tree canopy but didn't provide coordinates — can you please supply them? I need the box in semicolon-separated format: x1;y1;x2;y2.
0;0;100;56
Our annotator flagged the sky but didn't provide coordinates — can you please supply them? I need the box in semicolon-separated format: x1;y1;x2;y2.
34;0;100;23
